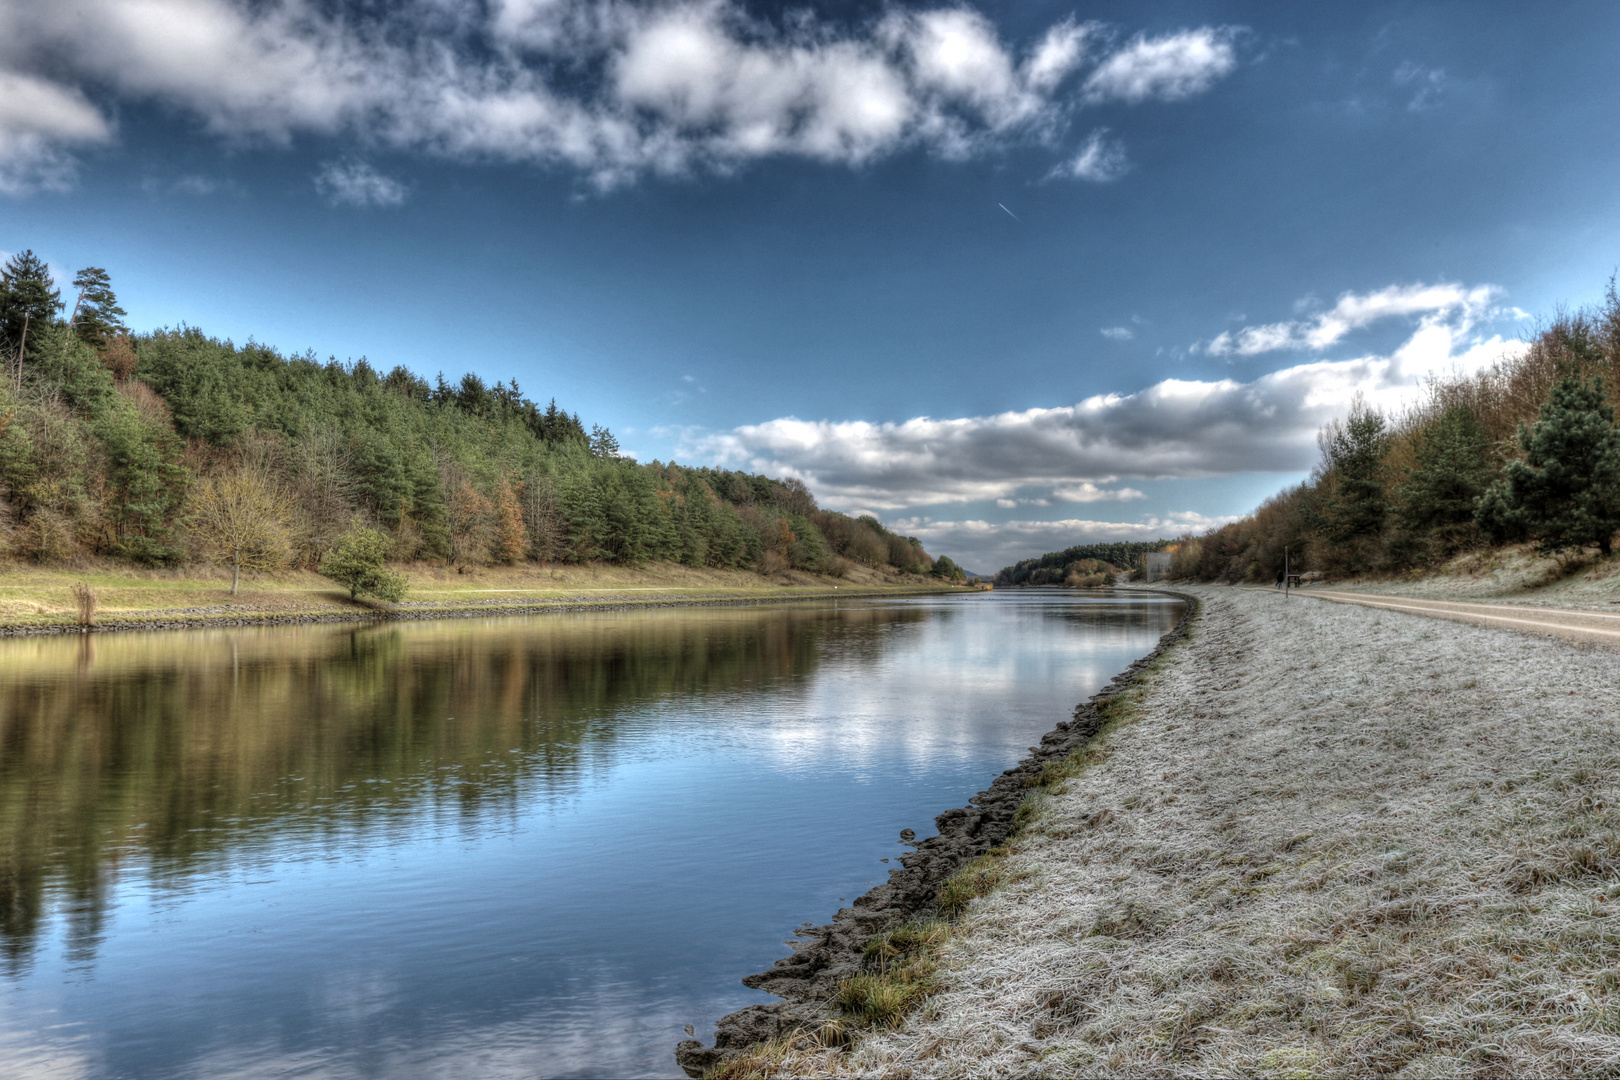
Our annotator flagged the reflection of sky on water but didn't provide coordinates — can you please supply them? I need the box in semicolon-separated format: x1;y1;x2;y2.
0;592;1179;1079
754;596;1173;772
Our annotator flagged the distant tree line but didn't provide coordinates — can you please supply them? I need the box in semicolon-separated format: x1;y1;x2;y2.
995;541;1170;586
0;250;938;582
1172;276;1620;581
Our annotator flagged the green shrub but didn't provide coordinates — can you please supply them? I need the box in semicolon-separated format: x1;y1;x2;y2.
319;526;408;602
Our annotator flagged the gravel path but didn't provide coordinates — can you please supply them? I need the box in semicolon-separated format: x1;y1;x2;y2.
781;584;1620;1078
1302;590;1620;647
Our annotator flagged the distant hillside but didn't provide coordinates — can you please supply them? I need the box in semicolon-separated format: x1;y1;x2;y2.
1171;275;1620;582
0;250;939;577
995;541;1172;586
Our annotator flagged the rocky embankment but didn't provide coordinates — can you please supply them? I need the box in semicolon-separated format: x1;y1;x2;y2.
675;593;1196;1077
759;584;1620;1078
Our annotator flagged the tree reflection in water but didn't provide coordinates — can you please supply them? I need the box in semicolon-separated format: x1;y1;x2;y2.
0;604;924;971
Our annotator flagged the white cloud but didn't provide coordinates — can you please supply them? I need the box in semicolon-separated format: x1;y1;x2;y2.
1023;20;1096;92
1205;282;1504;356
1082;28;1239;104
1100;325;1134;340
1394;63;1446;111
174;174;221;195
1049;128;1128;181
686;281;1525;510
0;71;113;194
891;511;1236;573
1052;482;1144;502
0;2;1243;193
314;160;408;206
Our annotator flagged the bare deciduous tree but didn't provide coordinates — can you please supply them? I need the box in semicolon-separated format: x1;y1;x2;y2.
288;428;360;561
188;469;296;594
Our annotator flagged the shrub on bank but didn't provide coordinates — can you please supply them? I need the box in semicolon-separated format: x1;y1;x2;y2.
320;526;408;602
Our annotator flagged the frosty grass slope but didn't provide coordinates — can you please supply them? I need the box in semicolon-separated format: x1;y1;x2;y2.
780;584;1620;1078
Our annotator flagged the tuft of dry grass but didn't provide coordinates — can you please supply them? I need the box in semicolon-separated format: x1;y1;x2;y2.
765;585;1620;1078
937;854;1009;917
71;581;97;626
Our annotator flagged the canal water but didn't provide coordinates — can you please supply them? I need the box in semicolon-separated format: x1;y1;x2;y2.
0;590;1181;1079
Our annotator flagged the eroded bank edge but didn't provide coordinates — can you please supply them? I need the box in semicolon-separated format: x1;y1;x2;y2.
675;589;1201;1078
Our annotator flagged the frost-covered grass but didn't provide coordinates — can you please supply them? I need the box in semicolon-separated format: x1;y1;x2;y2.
1323;543;1620;609
767;585;1620;1078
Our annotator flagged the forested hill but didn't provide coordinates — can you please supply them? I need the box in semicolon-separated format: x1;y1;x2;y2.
1173;275;1620;582
995;541;1170;586
0;250;945;577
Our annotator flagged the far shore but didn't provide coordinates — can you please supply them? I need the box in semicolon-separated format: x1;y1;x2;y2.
0;560;972;636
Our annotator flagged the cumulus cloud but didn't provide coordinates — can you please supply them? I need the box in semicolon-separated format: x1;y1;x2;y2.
687;282;1524;510
315;160;408;206
1100;325;1134;340
1048;128;1128;181
1204;282;1503;356
0;1;1243;192
0;70;113;194
891;512;1236;573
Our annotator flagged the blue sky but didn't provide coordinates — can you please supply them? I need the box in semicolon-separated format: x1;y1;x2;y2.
3;1;1618;571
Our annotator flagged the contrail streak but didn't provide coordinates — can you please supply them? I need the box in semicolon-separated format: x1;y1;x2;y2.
999;203;1020;222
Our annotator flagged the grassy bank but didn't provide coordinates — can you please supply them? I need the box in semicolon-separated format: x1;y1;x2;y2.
688;596;1192;1079
0;560;967;634
1289;540;1620;610
713;690;1168;1079
749;585;1620;1078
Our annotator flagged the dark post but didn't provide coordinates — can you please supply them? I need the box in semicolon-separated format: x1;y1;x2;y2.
1284;546;1290;598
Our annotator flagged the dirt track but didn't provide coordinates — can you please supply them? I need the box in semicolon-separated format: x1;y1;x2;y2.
1290;588;1620;646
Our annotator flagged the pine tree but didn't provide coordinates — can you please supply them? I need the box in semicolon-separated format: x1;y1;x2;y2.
1476;375;1620;555
589;423;620;459
1314;401;1390;544
1;250;62;371
96;402;189;564
1395;405;1493;547
67;267;128;350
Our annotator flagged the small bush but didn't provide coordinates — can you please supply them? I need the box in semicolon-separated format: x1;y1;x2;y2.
319;525;408;602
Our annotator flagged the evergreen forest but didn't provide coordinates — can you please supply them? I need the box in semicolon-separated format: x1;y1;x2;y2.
994;541;1170;586
0;250;945;582
1171;277;1620;581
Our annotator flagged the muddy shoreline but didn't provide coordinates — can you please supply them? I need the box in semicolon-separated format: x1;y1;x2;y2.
675;590;1198;1078
0;585;958;637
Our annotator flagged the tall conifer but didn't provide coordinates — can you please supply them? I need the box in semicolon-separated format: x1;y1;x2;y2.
68;267;128;349
1;250;61;357
1477;375;1620;555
